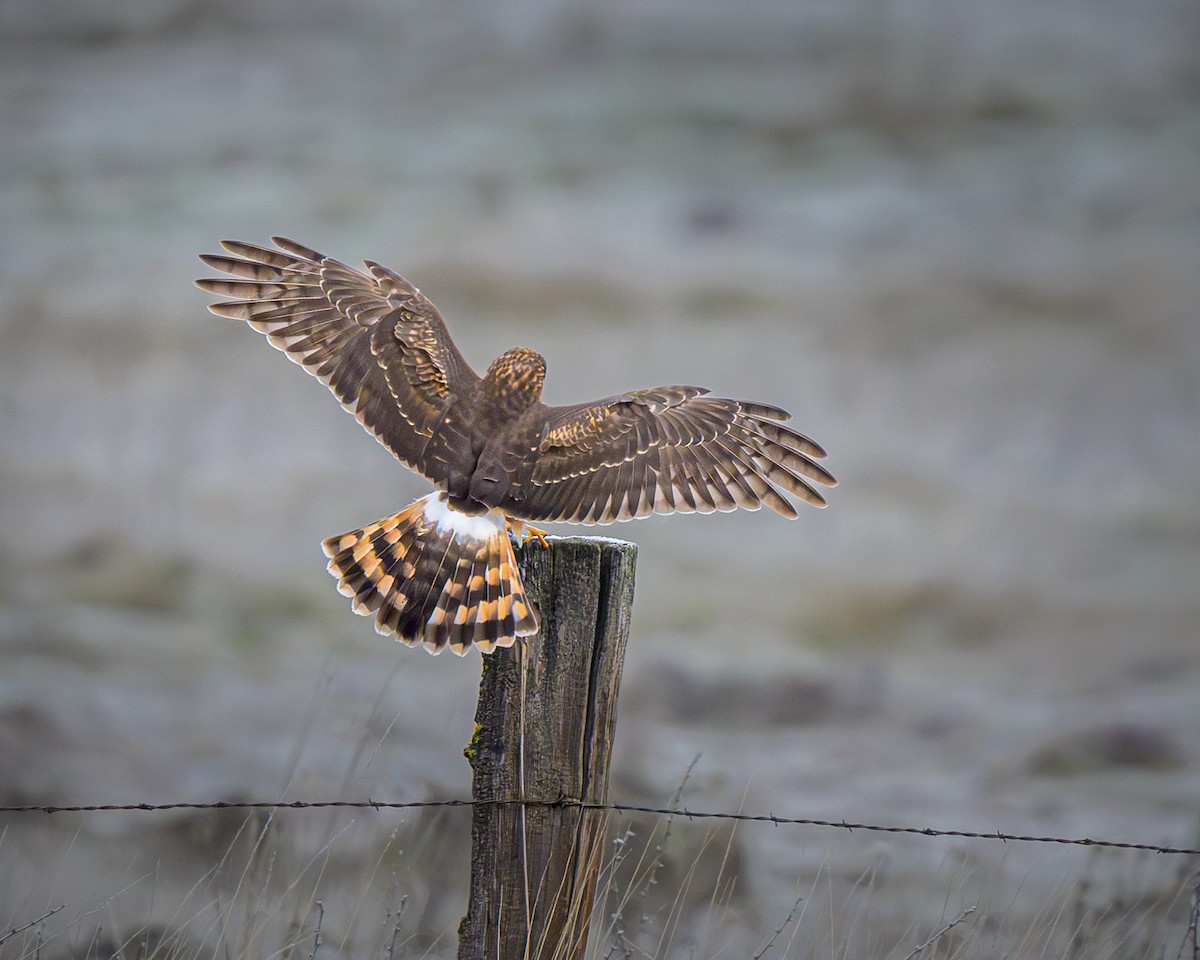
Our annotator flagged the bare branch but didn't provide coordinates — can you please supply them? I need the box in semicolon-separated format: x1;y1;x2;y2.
0;905;65;947
903;905;977;960
307;900;324;960
753;895;805;959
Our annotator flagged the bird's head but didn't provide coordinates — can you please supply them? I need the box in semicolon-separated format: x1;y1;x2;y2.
483;347;546;412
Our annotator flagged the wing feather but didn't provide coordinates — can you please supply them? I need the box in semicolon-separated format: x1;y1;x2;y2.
196;237;479;481
672;443;717;513
514;388;835;524
689;446;741;512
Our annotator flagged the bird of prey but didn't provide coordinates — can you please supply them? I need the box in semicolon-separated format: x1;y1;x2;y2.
197;238;835;655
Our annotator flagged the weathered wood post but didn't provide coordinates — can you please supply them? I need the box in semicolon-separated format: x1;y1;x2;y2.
458;536;637;960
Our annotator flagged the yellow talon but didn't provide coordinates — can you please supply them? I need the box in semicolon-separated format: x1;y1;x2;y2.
508;518;550;549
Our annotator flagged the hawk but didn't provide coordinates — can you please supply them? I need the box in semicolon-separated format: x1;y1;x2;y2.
197;238;836;655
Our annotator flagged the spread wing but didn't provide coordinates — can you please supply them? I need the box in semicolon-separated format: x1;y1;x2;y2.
196;237;479;480
514;387;836;523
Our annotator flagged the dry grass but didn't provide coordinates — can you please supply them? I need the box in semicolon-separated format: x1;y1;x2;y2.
4;801;1195;960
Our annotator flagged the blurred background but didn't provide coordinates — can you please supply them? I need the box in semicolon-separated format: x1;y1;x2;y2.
2;1;1198;957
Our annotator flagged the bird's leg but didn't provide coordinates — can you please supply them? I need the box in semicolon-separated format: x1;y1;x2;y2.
506;517;550;549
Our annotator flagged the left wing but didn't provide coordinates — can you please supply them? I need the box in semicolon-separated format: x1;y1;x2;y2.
196;237;480;482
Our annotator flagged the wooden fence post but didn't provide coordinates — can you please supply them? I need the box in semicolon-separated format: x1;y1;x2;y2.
457;536;637;960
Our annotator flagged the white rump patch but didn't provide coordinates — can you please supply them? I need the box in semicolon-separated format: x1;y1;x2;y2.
423;494;505;542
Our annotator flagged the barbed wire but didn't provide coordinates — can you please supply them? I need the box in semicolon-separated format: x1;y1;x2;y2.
2;797;1197;856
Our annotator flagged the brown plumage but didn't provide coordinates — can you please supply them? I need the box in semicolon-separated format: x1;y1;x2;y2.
197;237;836;654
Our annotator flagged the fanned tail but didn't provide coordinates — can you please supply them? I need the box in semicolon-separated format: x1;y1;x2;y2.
321;493;538;655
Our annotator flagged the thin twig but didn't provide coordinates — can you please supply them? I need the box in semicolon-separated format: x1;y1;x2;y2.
599;828;637;960
640;755;700;899
0;904;66;947
307;900;324;960
385;896;408;960
602;759;704;959
1193;890;1200;960
903;906;977;960
1175;872;1200;960
753;895;805;959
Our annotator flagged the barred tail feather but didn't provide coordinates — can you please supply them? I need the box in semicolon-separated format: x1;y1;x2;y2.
321;494;538;655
